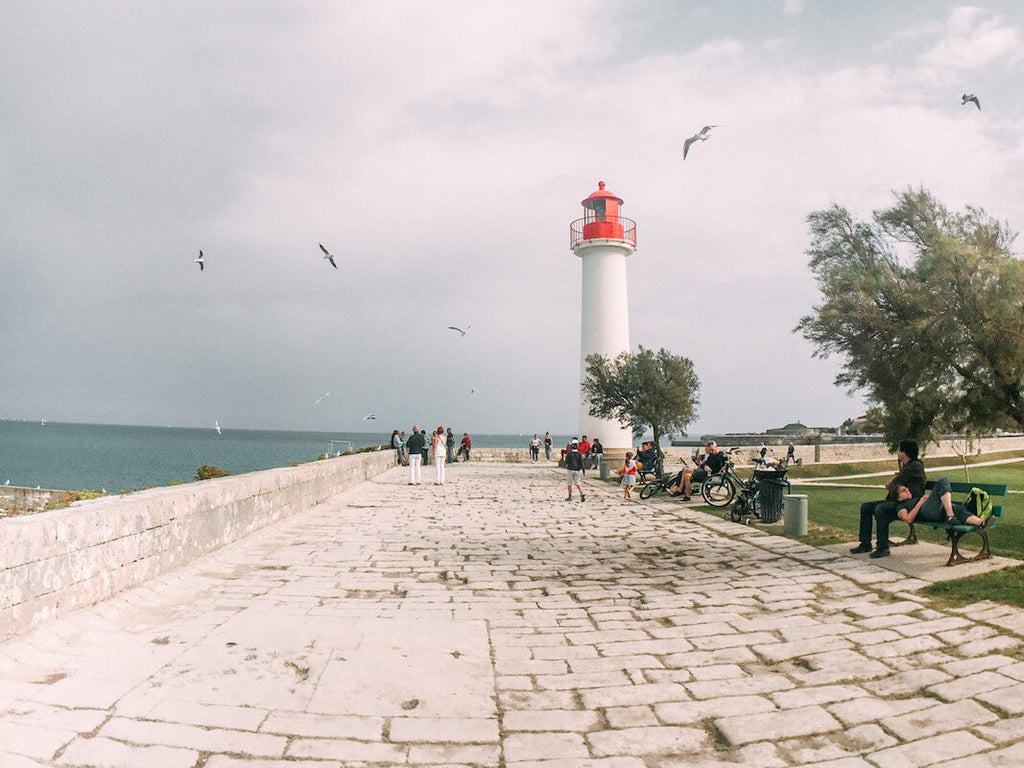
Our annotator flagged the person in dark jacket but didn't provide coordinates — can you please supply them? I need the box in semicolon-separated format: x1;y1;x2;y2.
405;427;426;485
851;439;926;558
565;438;585;502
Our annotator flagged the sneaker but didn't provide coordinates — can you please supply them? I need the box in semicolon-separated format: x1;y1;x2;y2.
869;548;890;559
849;544;872;554
566;496;572;501
581;494;585;502
682;496;691;502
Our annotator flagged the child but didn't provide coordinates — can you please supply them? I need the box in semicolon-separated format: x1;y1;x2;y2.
621;452;638;499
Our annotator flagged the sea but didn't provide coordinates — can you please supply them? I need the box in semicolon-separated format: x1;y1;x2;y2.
0;421;574;492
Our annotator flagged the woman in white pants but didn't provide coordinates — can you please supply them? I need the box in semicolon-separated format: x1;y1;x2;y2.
432;426;447;485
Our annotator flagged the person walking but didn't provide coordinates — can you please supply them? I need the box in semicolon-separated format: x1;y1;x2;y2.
432;426;447;485
543;432;553;461
621;452;638;499
565;438;585;502
446;427;456;463
529;434;541;462
406;427;425;485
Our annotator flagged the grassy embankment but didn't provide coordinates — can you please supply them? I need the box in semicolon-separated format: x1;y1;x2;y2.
707;450;1024;608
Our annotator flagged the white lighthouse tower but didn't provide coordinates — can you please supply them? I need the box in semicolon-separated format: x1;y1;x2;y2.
570;181;636;453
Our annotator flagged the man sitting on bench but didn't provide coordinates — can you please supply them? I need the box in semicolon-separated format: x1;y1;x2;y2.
670;441;726;501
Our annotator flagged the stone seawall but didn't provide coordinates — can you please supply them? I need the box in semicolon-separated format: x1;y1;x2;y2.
0;450;396;642
0;486;69;516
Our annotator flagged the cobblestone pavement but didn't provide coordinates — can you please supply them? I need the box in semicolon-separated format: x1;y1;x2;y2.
3;463;1024;767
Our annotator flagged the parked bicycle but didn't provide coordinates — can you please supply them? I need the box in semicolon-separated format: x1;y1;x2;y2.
700;450;792;523
637;461;685;500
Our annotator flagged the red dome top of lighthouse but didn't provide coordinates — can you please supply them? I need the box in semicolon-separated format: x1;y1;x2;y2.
570;181;636;250
581;181;624;213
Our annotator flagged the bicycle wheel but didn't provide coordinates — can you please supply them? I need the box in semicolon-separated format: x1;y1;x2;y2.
639;481;658;500
701;475;735;507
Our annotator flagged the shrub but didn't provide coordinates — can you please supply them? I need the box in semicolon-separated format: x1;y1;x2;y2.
195;465;231;481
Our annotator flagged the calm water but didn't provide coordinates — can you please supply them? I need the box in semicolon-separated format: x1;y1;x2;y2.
0;421;573;492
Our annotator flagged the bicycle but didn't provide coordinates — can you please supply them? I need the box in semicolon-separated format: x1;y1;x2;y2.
701;452;792;523
699;449;745;506
638;464;684;500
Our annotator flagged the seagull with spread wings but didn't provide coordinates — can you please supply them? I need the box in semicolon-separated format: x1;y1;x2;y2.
683;125;720;160
363;412;377;421
319;242;338;269
195;250;206;271
447;325;471;337
961;93;981;110
314;392;331;405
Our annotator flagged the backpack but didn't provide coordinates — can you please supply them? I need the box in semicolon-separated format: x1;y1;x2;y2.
965;487;993;522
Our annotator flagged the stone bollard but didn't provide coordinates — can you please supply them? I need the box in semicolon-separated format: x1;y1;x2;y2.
784;494;808;537
599;459;610;481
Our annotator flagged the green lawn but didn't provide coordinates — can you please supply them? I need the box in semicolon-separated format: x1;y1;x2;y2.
695;457;1024;607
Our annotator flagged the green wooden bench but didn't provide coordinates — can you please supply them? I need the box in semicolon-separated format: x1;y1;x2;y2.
893;480;1006;566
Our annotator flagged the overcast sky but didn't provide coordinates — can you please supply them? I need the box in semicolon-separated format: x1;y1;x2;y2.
2;1;1023;436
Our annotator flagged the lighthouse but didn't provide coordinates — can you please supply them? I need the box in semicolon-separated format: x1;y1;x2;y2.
570;181;636;453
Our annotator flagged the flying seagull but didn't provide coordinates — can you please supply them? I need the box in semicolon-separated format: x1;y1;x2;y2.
363;412;377;421
319;243;338;269
314;392;331;405
961;93;981;110
683;125;719;160
447;325;471;337
195;250;205;271
214;420;222;435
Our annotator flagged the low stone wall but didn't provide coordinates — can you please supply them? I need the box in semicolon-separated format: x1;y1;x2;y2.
0;450;396;642
1;486;69;516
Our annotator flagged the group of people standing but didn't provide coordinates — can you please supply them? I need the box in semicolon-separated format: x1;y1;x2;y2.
390;427;471;486
528;432;555;462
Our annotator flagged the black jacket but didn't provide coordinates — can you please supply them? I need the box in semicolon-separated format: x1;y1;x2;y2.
406;431;426;453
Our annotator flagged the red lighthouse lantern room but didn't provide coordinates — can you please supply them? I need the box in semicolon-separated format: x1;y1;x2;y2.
582;181;624;240
570;181;637;250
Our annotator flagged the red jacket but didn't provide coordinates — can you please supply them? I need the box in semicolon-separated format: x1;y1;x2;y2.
579;440;591;456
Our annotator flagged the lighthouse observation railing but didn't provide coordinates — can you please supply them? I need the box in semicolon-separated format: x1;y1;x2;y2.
570;216;637;250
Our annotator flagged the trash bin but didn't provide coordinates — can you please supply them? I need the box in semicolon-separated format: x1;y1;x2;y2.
784;494;808;536
755;467;788;523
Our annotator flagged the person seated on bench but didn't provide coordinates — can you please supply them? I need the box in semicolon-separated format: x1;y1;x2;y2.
895;477;987;527
635;442;658;475
851;439;926;559
670;441;726;501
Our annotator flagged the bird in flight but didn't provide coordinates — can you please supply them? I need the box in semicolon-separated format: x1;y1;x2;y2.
447;325;471;337
314;392;331;405
683;125;720;159
961;93;981;110
470;388;478;395
319;243;338;269
214;420;222;435
363;412;377;421
195;250;205;271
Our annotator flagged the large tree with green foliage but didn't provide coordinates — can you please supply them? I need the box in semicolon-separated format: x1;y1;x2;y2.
581;346;700;458
797;187;1024;448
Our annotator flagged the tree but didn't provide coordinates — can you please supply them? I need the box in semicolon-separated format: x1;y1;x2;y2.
581;346;700;459
797;187;1024;448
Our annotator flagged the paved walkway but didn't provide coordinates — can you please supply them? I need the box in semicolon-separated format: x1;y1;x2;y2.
3;463;1024;767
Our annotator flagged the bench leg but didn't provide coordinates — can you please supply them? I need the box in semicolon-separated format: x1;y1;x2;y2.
891;523;918;547
946;529;992;567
